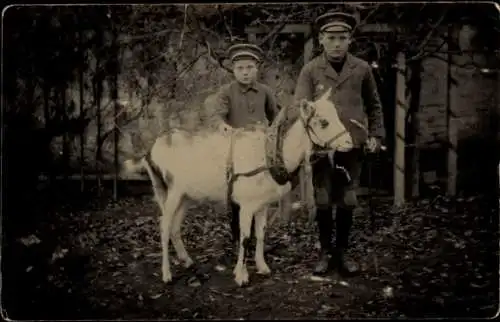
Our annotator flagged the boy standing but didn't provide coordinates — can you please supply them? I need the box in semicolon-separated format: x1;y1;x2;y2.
293;10;386;276
213;43;280;249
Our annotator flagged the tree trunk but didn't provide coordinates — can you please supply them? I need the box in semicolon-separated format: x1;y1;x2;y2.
95;66;103;196
43;82;54;184
61;85;69;183
406;60;422;199
111;23;120;201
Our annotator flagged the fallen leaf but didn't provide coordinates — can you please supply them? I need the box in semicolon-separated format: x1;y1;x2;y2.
308;275;332;282
150;293;163;299
215;265;226;272
19;235;41;246
471;282;489;288
187;276;201;287
382;286;394;298
51;248;69;262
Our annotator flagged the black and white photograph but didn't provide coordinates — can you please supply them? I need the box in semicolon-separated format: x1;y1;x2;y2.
2;2;499;319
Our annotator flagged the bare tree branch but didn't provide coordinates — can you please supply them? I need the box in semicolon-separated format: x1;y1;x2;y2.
204;40;233;74
178;4;188;50
99;106;146;147
352;4;381;33
407;10;449;62
258;18;289;47
257;9;309;47
408;38;447;62
182;7;235;74
216;4;233;41
139;49;211;101
118;28;174;44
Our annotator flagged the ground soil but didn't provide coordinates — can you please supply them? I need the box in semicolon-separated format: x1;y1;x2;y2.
2;182;498;319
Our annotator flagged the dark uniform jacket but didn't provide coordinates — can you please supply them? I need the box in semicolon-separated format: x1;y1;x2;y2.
215;80;279;129
293;52;386;147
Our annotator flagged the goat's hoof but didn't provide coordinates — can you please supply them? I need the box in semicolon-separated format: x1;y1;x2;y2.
234;269;249;287
162;274;173;283
162;269;172;283
256;263;271;276
233;265;242;277
183;257;194;269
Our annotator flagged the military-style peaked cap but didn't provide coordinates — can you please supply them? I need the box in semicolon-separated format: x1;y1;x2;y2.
315;11;358;33
227;43;264;63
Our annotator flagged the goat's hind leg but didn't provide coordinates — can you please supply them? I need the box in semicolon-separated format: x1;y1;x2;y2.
160;189;183;283
170;198;194;269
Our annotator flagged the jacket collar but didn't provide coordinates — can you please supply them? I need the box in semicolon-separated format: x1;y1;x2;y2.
232;80;259;93
318;52;357;88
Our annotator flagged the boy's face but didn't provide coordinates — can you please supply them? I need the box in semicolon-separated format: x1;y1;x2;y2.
232;58;259;85
319;31;352;61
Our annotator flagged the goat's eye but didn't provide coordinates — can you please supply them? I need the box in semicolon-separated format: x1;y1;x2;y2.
319;119;329;129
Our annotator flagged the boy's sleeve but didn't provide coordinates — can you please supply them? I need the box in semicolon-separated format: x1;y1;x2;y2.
288;65;314;123
264;86;280;123
212;85;231;122
362;65;386;141
293;64;314;103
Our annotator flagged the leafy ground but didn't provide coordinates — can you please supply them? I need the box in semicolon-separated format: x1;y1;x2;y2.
2;183;499;320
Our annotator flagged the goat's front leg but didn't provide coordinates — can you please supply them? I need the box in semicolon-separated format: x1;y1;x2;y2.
233;204;254;286
160;190;182;283
254;207;271;275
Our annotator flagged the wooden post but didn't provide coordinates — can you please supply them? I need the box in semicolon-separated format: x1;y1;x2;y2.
408;60;422;199
96;70;102;197
79;40;85;193
394;51;407;207
446;26;458;197
302;34;317;221
411;135;421;198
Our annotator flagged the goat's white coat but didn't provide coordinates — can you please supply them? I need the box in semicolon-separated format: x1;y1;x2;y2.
124;88;356;286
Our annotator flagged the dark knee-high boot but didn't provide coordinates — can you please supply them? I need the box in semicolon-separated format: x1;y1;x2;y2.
313;207;334;275
230;202;255;251
230;202;240;246
333;207;359;276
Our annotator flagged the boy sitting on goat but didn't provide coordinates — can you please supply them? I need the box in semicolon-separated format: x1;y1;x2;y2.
210;43;280;251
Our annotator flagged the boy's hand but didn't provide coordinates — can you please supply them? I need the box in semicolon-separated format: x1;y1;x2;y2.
366;137;382;153
218;122;232;134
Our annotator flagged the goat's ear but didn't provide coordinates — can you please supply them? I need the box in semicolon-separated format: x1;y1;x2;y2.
299;99;314;118
320;87;332;101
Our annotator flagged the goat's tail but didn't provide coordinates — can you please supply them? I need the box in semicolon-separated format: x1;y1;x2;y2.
123;156;147;174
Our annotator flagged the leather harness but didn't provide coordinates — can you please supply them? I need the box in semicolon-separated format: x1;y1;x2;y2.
225;119;301;207
225;106;353;206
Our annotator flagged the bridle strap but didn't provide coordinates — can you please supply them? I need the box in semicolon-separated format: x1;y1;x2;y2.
300;111;349;150
226;107;348;197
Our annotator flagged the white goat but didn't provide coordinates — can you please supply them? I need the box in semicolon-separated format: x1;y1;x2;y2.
124;88;361;286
